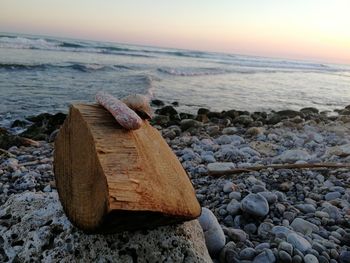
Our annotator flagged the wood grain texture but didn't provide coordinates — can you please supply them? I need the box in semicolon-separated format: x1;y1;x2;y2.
54;104;200;233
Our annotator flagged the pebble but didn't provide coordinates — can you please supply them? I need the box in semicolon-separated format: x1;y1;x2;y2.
241;193;269;217
226;228;247;243
223;182;235;193
258;191;278;204
324;192;341;201
279;241;294;255
290;218;319;235
228;191;241;201
226;199;241;216
287;233;312;253
278;250;292;263
278;149;311;163
198;207;225;256
339;251;350;263
253;249;276;263
304;254;319;263
240;247;256;260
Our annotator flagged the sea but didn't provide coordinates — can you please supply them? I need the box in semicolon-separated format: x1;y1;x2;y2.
1;33;350;129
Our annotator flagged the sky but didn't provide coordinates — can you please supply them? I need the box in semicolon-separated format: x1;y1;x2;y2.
1;0;350;64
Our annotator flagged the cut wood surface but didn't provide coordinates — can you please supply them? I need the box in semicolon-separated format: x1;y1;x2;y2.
208;162;350;176
54;104;200;233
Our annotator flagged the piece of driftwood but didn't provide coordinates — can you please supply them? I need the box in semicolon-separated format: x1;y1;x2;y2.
209;162;350;176
54;104;200;233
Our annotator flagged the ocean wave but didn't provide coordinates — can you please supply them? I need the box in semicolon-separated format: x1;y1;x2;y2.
0;62;131;72
157;67;230;76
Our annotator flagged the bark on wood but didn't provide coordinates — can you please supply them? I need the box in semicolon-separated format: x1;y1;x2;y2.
208;162;350;176
54;104;200;233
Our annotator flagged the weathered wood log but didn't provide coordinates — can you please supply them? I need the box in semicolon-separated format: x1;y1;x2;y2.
54;104;200;233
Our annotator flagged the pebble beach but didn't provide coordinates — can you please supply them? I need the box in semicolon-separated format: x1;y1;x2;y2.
1;102;350;262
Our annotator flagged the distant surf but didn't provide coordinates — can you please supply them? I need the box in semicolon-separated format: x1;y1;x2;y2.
0;33;350;125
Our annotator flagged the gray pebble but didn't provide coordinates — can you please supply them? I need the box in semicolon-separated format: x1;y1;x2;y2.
240;247;256;260
279;250;292;263
287;233;312;253
241;193;269;217
324;192;341;201
304;254;319;263
253;249;276;263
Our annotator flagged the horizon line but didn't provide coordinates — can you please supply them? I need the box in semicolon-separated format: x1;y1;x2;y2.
1;30;349;67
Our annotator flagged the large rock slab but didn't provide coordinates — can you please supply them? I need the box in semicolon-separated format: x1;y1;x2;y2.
0;192;211;263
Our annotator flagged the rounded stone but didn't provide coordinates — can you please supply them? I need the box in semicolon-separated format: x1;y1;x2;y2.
292;255;303;263
287;233;311;253
226;199;241;216
339;251;350;263
253;249;276;263
241;193;269;217
279;250;292;263
304;254;319;263
279;241;293;255
240;247;256;260
198;208;226;256
223;181;235;193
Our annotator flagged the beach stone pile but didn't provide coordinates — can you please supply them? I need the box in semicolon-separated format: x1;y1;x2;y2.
0;144;211;262
154;103;350;263
1;102;350;262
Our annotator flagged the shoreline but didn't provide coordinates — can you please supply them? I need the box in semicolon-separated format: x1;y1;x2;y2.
1;101;350;262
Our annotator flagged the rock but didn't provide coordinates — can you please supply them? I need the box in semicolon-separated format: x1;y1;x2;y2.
226;199;241;215
226;228;247;243
324;192;341;201
240;247;256;260
287;233;312;253
151;115;170;126
197;108;210;115
155;105;178;116
253;249;276;263
278;250;292;263
304;254;319;263
246;127;264;137
279;241;293;255
180;119;203;131
207;162;235;174
150;99;165;106
0;192;211;262
278;149;311;163
300;107;319;115
0;128;28;150
21;112;66;140
258;192;278;204
241;193;269;217
292;255;303;263
229;192;241;201
271;226;293;238
207;125;220;136
219;241;239;263
279;181;294;192
291;218;319;235
198;207;225;256
322;204;341;221
223;181;235;193
258;222;274;239
222;127;238;135
233;115;254;126
250;141;278;156
325;143;350;157
295;204;316;214
339;251;350;263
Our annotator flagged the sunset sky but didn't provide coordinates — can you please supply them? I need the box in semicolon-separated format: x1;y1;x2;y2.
1;0;349;64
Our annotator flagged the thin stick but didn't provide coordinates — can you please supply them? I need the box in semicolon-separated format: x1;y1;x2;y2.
209;162;350;176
